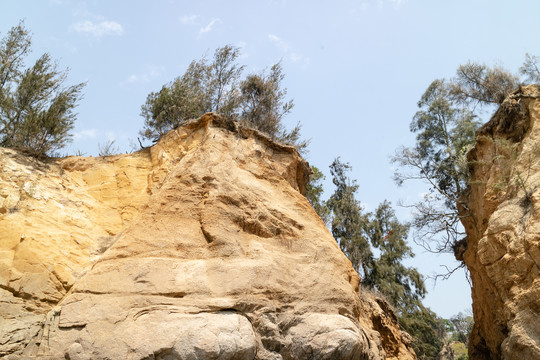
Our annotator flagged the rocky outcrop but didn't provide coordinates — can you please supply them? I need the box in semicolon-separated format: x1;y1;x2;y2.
463;85;540;359
0;113;415;359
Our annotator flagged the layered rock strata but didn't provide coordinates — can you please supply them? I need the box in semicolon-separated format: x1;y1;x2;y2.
463;85;540;359
0;113;415;360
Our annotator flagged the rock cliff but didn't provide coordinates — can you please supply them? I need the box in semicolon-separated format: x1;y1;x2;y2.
0;113;415;360
463;85;540;359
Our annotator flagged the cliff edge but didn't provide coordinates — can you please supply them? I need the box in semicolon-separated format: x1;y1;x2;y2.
0;113;415;360
463;85;540;359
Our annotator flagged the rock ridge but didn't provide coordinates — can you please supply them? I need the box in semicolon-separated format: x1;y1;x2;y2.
0;113;415;359
463;85;540;359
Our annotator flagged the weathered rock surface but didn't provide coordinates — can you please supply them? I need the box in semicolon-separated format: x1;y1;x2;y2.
0;113;415;359
463;85;540;359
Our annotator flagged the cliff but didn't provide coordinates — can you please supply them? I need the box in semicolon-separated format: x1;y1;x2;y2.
463;85;540;359
0;113;415;360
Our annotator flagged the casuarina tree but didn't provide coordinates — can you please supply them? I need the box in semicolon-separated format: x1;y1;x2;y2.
0;21;85;157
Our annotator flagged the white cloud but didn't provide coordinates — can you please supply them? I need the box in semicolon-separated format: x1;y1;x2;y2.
199;18;222;34
180;14;199;24
123;66;165;85
268;35;310;66
126;74;139;83
268;34;290;52
72;20;124;37
73;129;97;140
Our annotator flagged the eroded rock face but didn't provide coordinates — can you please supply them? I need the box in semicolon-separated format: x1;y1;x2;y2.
463;85;540;359
0;113;415;360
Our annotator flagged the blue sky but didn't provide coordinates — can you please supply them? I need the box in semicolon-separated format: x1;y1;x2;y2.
3;0;540;319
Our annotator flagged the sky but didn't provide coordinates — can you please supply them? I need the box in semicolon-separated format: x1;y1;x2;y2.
3;0;540;319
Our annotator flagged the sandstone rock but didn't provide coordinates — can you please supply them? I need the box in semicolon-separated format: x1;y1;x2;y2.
463;85;540;359
0;113;415;359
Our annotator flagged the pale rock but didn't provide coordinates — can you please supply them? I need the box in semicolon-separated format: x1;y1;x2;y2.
0;113;415;359
463;85;540;359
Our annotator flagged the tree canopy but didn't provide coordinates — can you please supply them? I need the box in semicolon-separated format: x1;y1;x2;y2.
519;53;540;84
140;45;306;151
449;62;519;107
313;158;443;358
0;21;85;157
364;201;426;312
392;60;531;261
327;158;373;279
305;166;331;225
312;158;427;313
393;78;481;254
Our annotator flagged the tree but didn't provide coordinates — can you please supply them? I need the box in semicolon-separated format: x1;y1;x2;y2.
393;79;481;255
323;158;445;358
327;158;373;279
326;160;425;302
449;311;474;346
305;166;331;225
140;45;243;142
400;305;445;360
0;21;85;157
239;62;306;150
207;45;244;115
363;202;445;359
140;45;306;150
449;61;519;107
519;53;540;84
365;201;426;312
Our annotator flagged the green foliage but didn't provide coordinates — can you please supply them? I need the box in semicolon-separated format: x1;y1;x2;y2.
393;78;481;253
393;61;520;256
449;312;474;346
410;79;479;204
140;45;242;141
305;166;331;224
364;201;441;359
325;160;427;311
449;61;519;106
451;341;468;360
315;158;445;359
519;53;540;84
364;201;426;312
0;21;85;158
140;45;306;150
400;305;445;360
327;158;373;279
239;62;307;151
